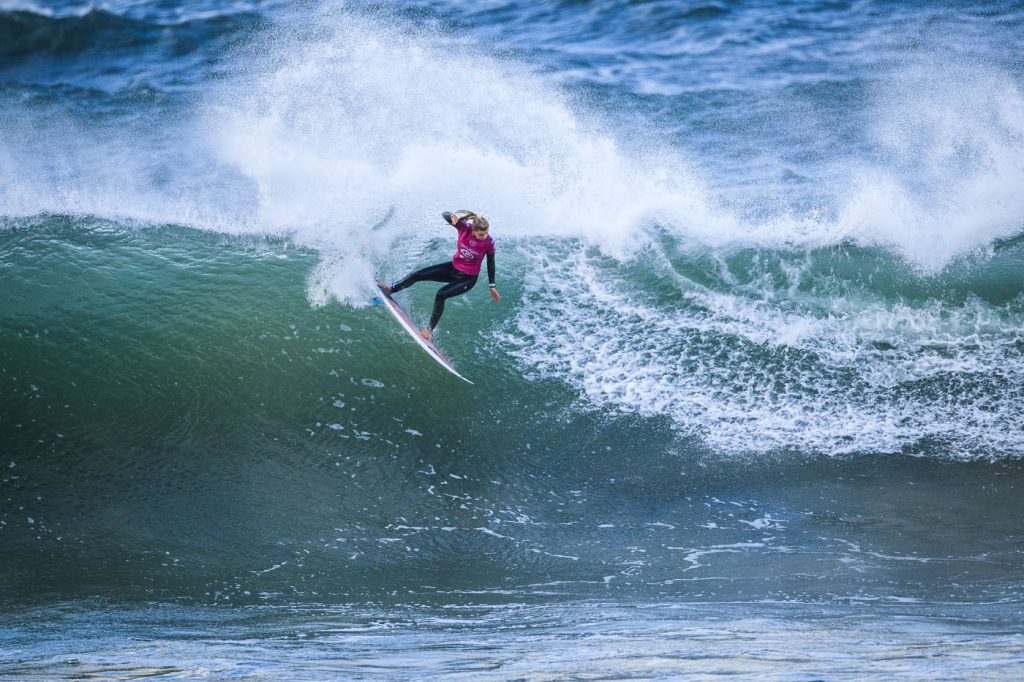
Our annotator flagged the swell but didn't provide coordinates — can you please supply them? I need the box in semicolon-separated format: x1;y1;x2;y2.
0;7;263;63
3;218;1024;608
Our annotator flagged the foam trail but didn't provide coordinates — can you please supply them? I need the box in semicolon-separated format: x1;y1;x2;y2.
504;245;1024;458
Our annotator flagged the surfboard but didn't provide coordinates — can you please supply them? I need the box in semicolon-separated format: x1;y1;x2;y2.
375;282;474;384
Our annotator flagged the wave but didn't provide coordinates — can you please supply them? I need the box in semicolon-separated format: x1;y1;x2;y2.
2;3;1024;461
4;213;1022;461
3;6;1021;271
201;11;1024;296
0;6;261;61
5;218;1024;614
0;9;142;59
504;238;1024;458
836;60;1024;271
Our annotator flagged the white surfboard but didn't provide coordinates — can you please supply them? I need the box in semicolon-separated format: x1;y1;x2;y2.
375;282;473;384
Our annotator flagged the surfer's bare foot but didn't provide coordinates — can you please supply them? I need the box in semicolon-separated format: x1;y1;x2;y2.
419;328;432;341
377;281;393;295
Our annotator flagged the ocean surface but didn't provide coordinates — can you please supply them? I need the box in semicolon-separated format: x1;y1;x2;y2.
2;0;1024;678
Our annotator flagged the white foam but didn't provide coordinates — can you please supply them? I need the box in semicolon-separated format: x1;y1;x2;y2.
188;9;739;305
503;247;1024;458
834;61;1024;271
0;1;55;15
3;10;1020;281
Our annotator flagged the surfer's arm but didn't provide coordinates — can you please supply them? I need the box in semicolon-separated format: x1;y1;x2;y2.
486;252;499;303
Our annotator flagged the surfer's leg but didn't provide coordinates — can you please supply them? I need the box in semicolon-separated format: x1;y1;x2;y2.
428;275;478;330
390;262;455;293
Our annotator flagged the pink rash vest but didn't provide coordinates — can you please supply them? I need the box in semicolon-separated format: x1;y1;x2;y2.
452;218;495;277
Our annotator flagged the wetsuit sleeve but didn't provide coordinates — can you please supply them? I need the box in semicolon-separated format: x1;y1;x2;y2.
444;212;470;231
486;252;496;286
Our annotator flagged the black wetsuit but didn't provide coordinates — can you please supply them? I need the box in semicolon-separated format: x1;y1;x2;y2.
390;213;497;330
390;261;482;330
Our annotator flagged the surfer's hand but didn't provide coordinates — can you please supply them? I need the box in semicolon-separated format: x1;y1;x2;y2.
448;211;458;225
489;287;500;303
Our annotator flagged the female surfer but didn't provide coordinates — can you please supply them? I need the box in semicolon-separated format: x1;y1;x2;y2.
379;210;500;341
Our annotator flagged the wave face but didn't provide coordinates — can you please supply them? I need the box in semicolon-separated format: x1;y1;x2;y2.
2;0;1024;637
3;220;1024;612
6;2;1022;458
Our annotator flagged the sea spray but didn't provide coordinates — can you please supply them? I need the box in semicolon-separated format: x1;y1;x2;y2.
206;9;734;305
837;60;1024;270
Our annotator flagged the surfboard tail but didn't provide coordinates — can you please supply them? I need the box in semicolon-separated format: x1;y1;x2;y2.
375;282;474;384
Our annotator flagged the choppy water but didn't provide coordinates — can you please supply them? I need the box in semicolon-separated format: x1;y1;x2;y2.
2;0;1024;678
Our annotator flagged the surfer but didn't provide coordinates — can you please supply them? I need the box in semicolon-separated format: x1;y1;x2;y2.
379;210;499;341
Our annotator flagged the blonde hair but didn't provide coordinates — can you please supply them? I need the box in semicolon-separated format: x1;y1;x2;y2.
456;210;489;231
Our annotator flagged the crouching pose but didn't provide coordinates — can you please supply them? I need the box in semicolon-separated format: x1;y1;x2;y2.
380;210;499;341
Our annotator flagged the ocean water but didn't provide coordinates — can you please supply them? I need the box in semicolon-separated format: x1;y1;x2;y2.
2;0;1024;678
